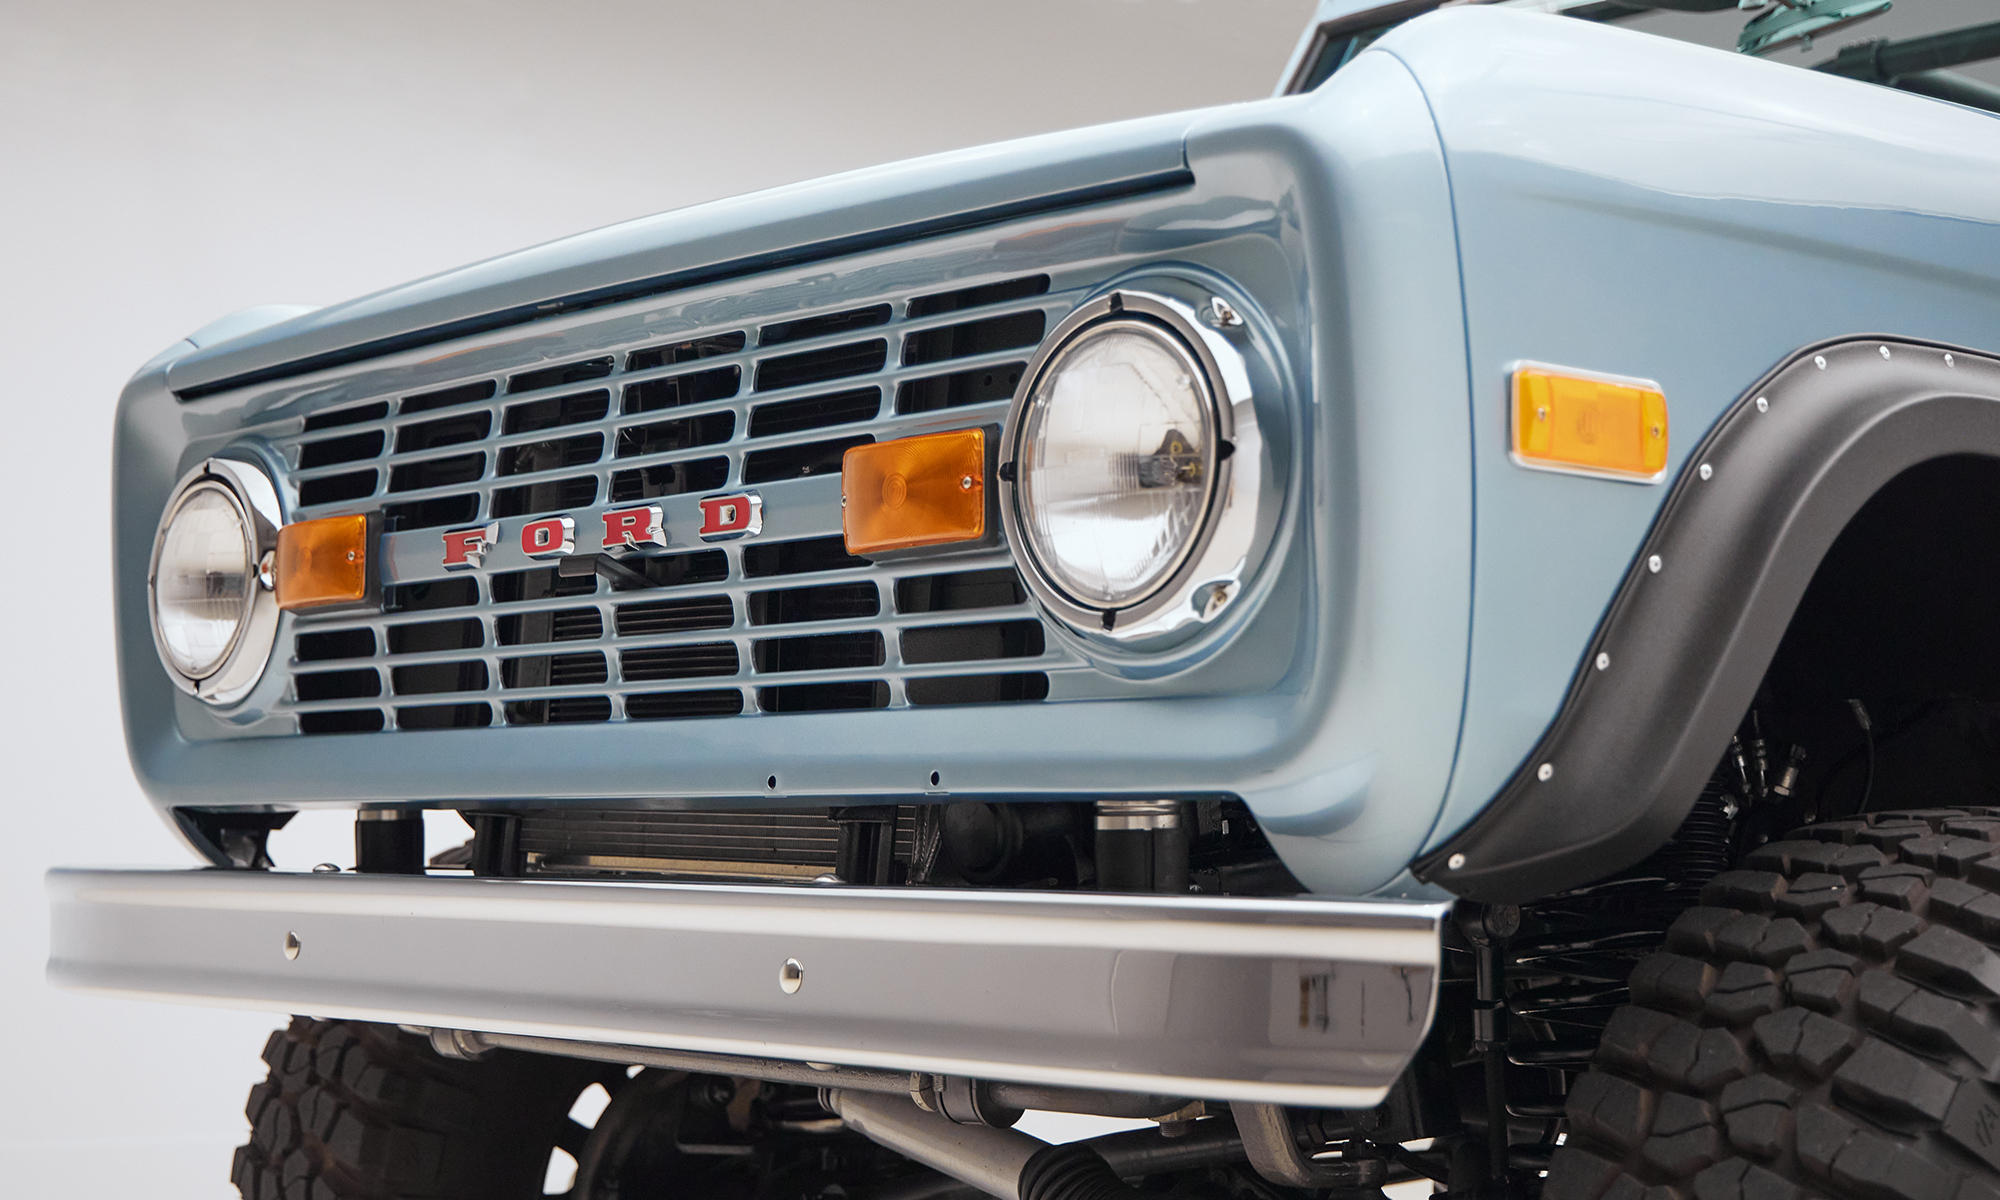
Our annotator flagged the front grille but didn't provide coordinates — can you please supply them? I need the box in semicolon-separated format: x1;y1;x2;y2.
273;274;1067;734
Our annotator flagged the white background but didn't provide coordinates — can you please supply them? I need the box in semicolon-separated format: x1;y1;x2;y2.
2;1;1989;1194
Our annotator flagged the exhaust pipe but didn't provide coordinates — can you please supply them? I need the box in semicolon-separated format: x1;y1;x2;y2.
826;1089;1150;1200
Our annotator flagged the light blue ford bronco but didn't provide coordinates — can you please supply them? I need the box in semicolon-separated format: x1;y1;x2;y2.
52;3;2000;1198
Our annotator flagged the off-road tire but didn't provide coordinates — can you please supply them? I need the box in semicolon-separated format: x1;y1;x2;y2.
1546;808;2000;1200
232;1017;609;1200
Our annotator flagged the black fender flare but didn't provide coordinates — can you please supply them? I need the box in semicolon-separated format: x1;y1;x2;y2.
1413;335;2000;903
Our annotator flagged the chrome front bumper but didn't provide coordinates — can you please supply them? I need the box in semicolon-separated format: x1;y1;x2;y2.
47;869;1446;1107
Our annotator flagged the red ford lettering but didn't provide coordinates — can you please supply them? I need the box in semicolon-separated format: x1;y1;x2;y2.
697;492;763;543
440;523;500;570
601;505;666;550
520;515;575;558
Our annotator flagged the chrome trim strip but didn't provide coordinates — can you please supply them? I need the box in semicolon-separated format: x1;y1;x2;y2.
48;869;1445;1107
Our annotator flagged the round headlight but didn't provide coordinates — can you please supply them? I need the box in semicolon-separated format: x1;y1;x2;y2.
154;483;255;677
148;458;283;704
1016;320;1216;607
1002;288;1267;647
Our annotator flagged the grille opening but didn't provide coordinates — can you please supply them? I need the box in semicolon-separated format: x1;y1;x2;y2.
895;568;1027;613
504;389;611;435
615;412;735;460
902;310;1046;366
622;643;740;681
627;332;747;373
299;430;383;469
748;387;880;438
759;305;891;347
615;594;734;637
490;568;597;604
392;661;490;695
621;549;727;591
497;607;602;645
397;702;493;729
742;434;871;484
296;629;376;662
389;452;485;493
901;619;1045;664
501;652;609;688
303;401;389;432
510;357;614;394
622;366;741;416
627;689;745;720
298;469;377;507
896;363;1025;415
609;458;729;503
395;411;491;454
907;275;1050;319
381;494;478;532
300;709;386;734
294;669;381;702
387;618;483;655
499;433;603;476
742;536;864;578
747;581;879;626
905;672;1050;706
492;474;598;519
755;340;887;393
505;696;613;725
402;380;497;415
384;578;479;612
752;631;884;673
491;475;598;519
757;681;888;713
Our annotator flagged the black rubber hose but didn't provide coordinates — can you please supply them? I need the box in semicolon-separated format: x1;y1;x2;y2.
1018;1143;1138;1200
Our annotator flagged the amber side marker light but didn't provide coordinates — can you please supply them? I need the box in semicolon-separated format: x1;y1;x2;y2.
1512;362;1669;483
842;429;985;556
274;513;369;610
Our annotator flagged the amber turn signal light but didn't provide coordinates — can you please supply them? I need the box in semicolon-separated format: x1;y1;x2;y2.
1512;363;1668;482
842;429;986;555
275;513;369;610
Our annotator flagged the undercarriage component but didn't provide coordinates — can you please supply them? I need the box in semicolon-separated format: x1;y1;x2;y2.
353;809;423;874
1093;800;1190;893
172;808;292;869
422;1026;1190;1124
422;1027;912;1093
829;1090;1242;1200
828;1090;1047;1200
1232;1101;1387;1190
48;867;1447;1107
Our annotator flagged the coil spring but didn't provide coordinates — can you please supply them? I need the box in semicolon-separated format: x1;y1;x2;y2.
1513;777;1734;1024
1486;773;1739;1160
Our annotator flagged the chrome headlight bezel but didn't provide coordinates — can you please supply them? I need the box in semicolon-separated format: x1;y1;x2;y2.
1000;289;1265;649
146;458;283;705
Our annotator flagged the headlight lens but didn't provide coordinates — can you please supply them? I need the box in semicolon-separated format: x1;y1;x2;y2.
1016;318;1217;608
153;483;255;678
148;458;284;705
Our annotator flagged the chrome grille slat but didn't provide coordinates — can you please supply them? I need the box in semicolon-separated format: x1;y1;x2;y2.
269;276;1073;733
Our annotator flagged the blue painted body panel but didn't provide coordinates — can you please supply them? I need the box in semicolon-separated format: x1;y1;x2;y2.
1390;11;2000;853
112;8;2000;897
